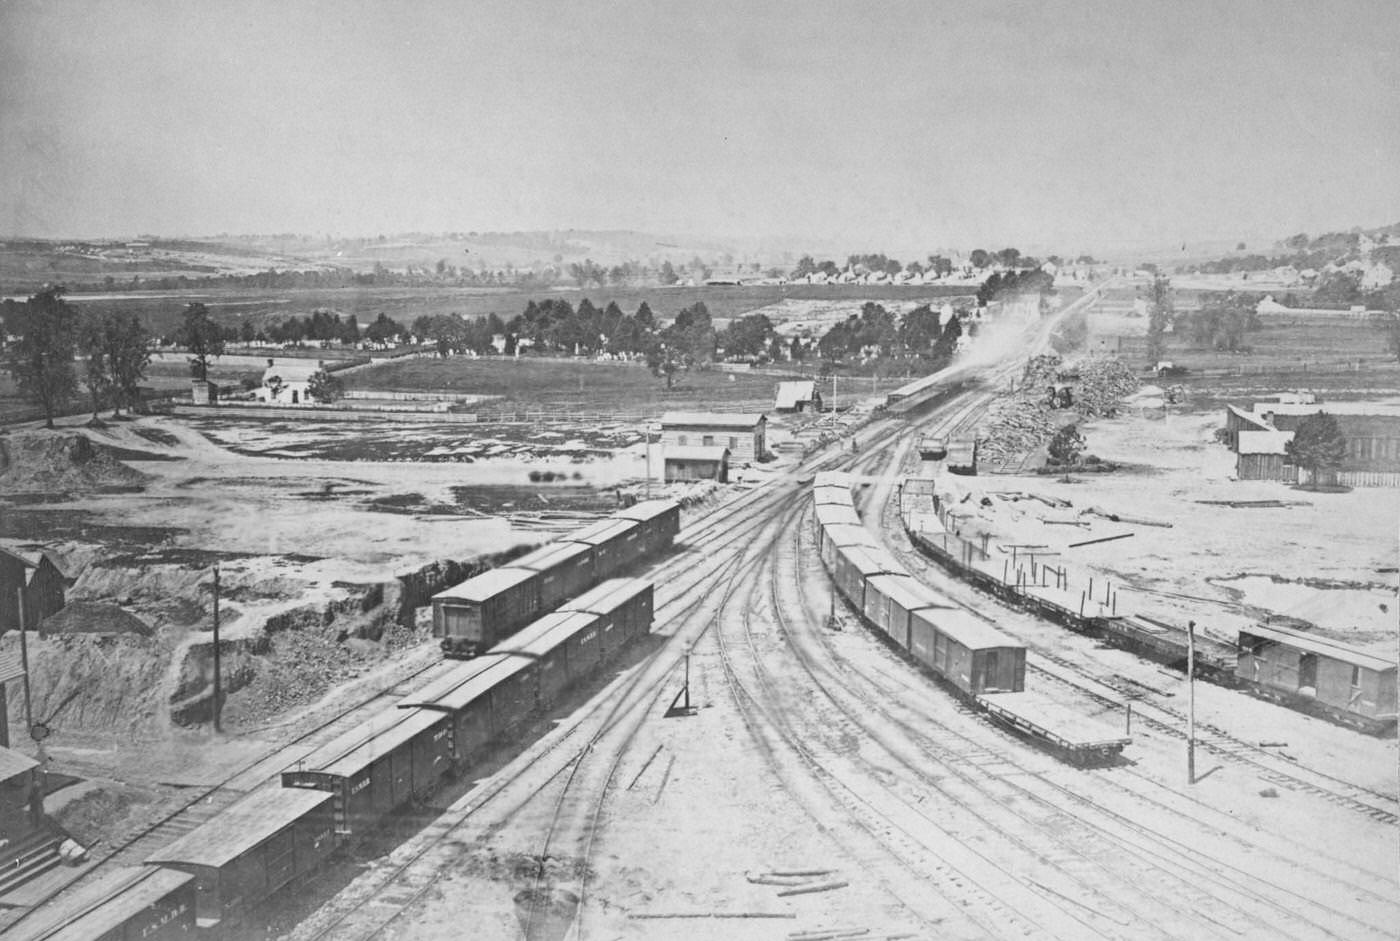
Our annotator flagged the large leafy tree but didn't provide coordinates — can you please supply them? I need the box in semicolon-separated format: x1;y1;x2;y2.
105;314;151;415
1285;412;1346;488
719;313;775;359
10;287;79;428
306;369;344;404
1146;276;1173;364
77;311;112;420
178;302;225;380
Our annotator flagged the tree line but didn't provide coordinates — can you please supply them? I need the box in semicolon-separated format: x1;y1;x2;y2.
3;287;152;427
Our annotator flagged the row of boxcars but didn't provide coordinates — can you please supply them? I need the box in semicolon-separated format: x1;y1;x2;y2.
17;577;665;939
813;472;1131;763
432;500;680;657
900;480;1398;734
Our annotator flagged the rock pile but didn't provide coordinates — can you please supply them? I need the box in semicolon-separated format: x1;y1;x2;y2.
978;355;1140;467
0;431;149;492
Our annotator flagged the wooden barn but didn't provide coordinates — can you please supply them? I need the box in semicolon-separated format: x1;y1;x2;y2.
660;412;766;464
0;542;71;636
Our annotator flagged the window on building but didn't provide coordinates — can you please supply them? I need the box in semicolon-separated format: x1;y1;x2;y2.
678;435;687;446
1352;664;1361;687
702;435;715;446
729;436;738;449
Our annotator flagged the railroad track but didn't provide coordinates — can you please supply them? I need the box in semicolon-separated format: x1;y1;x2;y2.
787;503;1398;941
870;449;1400;829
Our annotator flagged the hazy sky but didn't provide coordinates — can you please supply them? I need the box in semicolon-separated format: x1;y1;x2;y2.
2;0;1397;254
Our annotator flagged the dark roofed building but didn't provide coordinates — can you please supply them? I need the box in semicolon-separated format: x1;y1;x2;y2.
663;445;730;483
0;542;71;637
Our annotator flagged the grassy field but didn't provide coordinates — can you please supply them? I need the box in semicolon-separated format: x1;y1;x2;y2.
28;283;971;340
347;356;791;414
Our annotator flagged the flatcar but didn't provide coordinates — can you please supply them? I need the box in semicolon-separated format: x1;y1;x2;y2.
1237;623;1397;733
431;500;678;658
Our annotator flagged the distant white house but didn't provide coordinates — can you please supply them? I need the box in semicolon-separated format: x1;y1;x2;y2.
254;358;324;405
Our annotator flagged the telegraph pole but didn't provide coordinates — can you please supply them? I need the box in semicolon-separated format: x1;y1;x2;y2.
1187;619;1196;784
16;588;33;741
212;564;222;734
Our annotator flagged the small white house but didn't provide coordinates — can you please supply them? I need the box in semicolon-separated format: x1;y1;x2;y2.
255;359;324;405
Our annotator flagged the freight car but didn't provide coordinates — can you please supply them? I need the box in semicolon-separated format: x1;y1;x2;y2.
815;479;1129;764
1237;623;1397;733
19;578;661;941
431;500;678;657
11;866;195;941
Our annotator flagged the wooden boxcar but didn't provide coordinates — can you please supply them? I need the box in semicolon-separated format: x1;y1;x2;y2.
908;608;1025;696
431;566;542;657
510;541;596;612
830;543;904;611
814;501;864;529
281;709;453;836
399;653;538;760
817;522;878;569
560;578;654;657
567;518;644;581
146;786;337;929
614;499;682;556
15;865;195;941
1237;624;1397;731
862;573;946;649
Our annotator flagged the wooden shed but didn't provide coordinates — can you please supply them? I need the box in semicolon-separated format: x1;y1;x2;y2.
660;412;766;464
664;445;730;483
0;542;71;636
775;380;822;413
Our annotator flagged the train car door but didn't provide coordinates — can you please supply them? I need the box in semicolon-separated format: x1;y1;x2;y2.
1298;653;1318;697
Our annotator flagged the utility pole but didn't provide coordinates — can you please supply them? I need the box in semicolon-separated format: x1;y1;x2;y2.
1187;619;1196;784
830;372;837;428
212;564;222;734
644;425;652;501
16;588;33;741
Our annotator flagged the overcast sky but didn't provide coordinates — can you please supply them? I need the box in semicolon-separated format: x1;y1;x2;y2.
2;0;1397;254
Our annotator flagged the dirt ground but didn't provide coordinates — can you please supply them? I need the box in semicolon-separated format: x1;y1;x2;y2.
921;404;1400;655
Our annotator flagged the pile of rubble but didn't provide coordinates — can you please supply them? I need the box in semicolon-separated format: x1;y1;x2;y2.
978;355;1139;466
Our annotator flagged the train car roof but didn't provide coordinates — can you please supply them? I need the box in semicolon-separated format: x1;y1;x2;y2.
815;502;863;526
821;523;879;549
432;566;537;603
510;540;593;572
613;499;680;523
1241;623;1395;673
867;573;950;611
840;544;906;577
11;866;193;941
301;709;446;779
404;653;537;713
561;577;651;615
914;606;1021;652
813;471;854;489
147;786;333;869
398;654;513;709
813;486;855;507
566;518;638;546
30;868;196;941
509;611;600;659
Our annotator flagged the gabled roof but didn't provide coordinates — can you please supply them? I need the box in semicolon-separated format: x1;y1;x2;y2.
0;745;38;781
432;566;536;603
660;411;766;429
0;540;69;579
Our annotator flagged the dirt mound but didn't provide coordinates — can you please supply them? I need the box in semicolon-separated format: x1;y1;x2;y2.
0;431;149;493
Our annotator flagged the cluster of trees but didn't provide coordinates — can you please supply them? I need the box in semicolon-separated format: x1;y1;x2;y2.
1312;270;1400;311
1176;292;1261;352
163;309;408;349
4;287;152;427
976;269;1054;305
814;302;964;367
